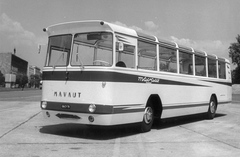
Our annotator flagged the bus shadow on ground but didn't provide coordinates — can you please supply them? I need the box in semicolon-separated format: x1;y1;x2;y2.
39;123;141;140
39;113;226;140
153;113;226;130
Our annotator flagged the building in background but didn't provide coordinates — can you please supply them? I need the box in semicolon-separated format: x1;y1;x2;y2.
0;52;28;88
28;65;42;88
28;65;41;76
0;52;28;75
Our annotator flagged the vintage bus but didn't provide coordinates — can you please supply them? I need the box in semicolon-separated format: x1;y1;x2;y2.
40;20;232;132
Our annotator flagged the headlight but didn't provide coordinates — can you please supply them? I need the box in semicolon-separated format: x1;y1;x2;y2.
88;104;96;113
41;101;47;109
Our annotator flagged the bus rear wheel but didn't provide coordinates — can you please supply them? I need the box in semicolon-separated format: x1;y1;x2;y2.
141;105;154;132
207;96;217;119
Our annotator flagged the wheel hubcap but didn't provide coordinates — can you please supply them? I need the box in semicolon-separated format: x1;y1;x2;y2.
210;101;216;113
144;107;153;124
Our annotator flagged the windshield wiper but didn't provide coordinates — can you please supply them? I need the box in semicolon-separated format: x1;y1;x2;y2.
79;57;84;70
76;46;84;70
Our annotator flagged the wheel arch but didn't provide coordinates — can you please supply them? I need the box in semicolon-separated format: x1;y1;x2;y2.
146;94;163;119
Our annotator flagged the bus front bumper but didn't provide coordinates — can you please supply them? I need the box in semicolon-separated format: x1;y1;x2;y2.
42;110;143;126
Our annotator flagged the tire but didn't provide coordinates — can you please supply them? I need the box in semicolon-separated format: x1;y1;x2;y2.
207;96;217;119
141;105;154;132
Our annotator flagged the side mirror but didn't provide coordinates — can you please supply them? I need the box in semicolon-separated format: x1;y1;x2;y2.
118;42;124;51
116;42;124;51
116;42;125;51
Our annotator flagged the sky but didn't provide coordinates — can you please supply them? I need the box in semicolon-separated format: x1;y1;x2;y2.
0;0;240;69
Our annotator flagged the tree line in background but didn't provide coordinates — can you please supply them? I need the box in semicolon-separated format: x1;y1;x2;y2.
0;72;42;88
229;34;240;84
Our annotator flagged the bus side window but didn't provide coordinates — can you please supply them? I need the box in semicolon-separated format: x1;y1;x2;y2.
195;55;206;77
219;61;226;79
116;43;135;68
208;58;217;78
138;40;157;71
159;46;177;73
179;51;193;75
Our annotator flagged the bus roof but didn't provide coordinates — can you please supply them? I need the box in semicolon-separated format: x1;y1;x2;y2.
44;20;230;63
45;20;137;37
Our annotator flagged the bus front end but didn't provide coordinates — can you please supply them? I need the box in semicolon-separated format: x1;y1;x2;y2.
41;22;119;126
41;21;145;127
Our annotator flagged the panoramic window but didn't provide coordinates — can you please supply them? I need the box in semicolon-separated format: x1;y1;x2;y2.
116;43;135;68
159;46;177;73
71;32;113;66
138;40;157;71
46;34;72;67
218;61;226;79
208;58;217;78
195;55;206;77
179;51;193;75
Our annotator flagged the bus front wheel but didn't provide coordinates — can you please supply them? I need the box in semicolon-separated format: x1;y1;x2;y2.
207;96;217;119
141;105;154;132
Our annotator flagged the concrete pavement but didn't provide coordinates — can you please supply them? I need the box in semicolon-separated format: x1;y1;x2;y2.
0;99;240;156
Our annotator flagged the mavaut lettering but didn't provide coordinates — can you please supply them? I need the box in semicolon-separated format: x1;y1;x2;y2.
54;91;81;98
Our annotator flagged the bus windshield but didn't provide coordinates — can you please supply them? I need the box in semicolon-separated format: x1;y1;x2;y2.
46;34;72;67
71;32;113;66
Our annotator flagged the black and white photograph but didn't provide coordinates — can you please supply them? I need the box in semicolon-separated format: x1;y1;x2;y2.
0;0;240;156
